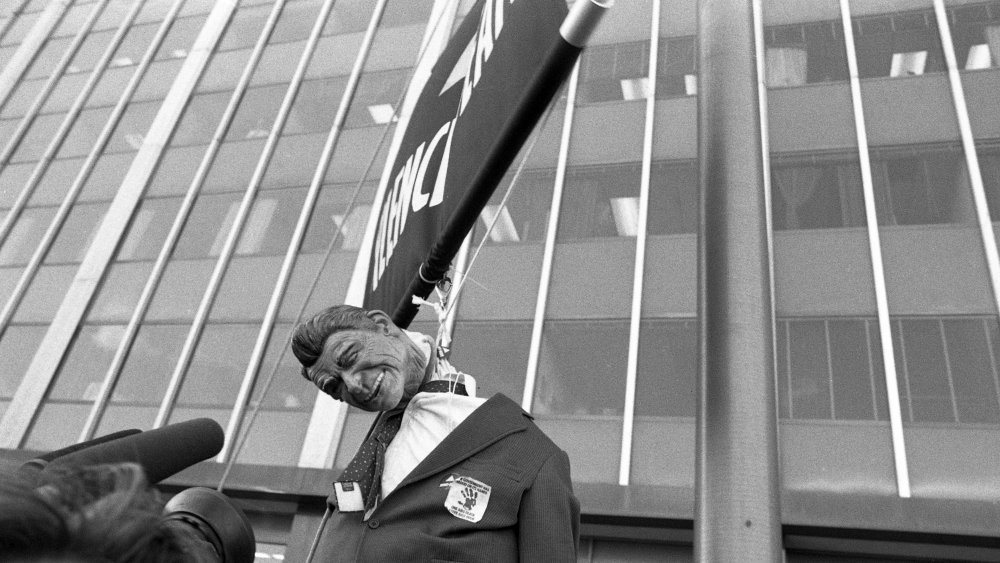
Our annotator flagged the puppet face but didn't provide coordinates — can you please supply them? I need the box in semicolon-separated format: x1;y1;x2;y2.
305;314;427;411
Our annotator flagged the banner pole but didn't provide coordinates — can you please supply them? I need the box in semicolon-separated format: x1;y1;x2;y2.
391;0;611;327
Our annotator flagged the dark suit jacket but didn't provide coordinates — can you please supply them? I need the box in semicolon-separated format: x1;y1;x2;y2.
312;393;579;562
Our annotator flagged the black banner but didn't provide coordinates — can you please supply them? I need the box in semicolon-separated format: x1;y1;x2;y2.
362;0;573;324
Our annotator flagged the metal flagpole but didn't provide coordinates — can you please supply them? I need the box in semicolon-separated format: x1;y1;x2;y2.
695;0;783;560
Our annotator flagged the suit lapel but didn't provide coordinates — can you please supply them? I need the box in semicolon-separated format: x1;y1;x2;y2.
395;393;528;489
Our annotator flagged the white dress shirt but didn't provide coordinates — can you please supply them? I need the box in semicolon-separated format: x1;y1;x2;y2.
380;331;487;500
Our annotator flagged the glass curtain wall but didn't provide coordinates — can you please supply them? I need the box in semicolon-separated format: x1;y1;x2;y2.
6;0;206;450
242;0;436;466
526;0;652;485
874;0;1000;499
764;0;898;493
632;0;698;488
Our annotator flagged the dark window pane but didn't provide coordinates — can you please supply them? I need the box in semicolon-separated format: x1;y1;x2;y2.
112;324;188;404
300;183;375;253
473;168;555;245
979;148;1000;220
578;41;651;103
557;163;642;240
636;319;696;417
286;76;349;135
219;4;271;52
156;15;206;61
771;160;865;230
854;10;945;78
943;318;1000;424
829;319;876;420
171;90;229;146
46;324;124;401
777;320;791;419
0;325;47;399
173;324;256;411
534;320;627;416
44;202;107;264
172;192;242;258
268;0;321;45
343;69;408;129
872;149;975;226
449;321;530;402
896;319;955;423
116;197;182;261
226;84;286;141
0;207;57;266
788;320;832;419
656;36;697;98
648;161;697;234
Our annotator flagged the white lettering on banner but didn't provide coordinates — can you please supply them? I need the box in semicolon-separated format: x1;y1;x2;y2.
371;0;517;291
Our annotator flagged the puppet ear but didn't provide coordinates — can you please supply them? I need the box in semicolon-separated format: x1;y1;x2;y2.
366;310;396;334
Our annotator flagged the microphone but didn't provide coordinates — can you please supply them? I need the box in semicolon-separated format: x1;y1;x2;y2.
41;418;225;484
16;428;142;482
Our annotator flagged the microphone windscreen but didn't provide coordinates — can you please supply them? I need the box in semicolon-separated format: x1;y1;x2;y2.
16;428;142;483
42;418;225;484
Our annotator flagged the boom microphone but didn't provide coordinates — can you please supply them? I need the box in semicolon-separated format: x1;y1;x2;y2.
41;418;225;484
17;428;142;482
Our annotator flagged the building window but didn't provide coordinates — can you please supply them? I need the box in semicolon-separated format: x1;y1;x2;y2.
765;21;848;87
534;320;628;416
948;1;1000;71
894;317;1000;424
778;316;1000;425
978;146;1000;220
870;147;975;226
770;157;866;230
556;163;642;240
648;160;697;235
344;69;408;129
577;41;650;104
853;10;945;79
476;168;555;245
777;318;888;421
636;319;696;418
656;36;697;98
576;38;699;103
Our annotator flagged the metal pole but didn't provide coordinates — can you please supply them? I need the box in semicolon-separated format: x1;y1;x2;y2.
695;0;782;560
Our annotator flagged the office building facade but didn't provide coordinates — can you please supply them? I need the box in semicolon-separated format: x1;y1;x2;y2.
0;0;997;560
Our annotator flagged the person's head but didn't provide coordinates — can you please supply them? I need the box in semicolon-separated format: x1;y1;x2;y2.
291;304;430;411
0;463;216;563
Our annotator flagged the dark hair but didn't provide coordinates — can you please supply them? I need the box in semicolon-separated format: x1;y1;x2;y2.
0;463;216;562
290;305;381;375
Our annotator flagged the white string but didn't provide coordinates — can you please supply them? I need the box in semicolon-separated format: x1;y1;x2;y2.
442;99;559;321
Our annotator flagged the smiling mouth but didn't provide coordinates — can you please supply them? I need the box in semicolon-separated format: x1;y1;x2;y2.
362;372;385;404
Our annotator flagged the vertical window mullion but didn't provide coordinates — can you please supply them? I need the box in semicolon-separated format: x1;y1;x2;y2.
825;320;836;420
153;0;347;428
897;321;914;423
0;0;240;448
78;0;268;442
786;319;794;419
522;64;579;412
938;320;961;422
0;0;109;167
840;0;911;497
865;319;879;420
983;318;1000;419
618;0;659;487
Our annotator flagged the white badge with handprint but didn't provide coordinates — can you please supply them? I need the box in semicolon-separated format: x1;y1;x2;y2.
440;474;491;523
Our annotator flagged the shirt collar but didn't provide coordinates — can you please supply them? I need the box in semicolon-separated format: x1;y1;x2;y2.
402;329;477;397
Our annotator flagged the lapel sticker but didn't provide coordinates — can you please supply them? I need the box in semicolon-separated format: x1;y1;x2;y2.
441;474;491;523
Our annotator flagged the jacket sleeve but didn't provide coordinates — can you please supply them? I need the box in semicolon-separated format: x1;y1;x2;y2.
518;449;580;562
